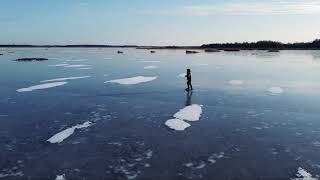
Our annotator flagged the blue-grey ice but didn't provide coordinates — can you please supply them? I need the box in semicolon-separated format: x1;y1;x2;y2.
17;82;68;92
48;64;69;67
40;76;90;83
105;76;157;85
47;121;92;144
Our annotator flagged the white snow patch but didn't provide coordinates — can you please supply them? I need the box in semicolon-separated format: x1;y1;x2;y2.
140;60;161;63
292;167;317;180
55;174;66;180
48;64;69;67
105;76;157;85
76;68;92;70
178;73;186;78
208;152;225;164
41;76;90;82
47;121;92;144
143;65;158;69
268;87;284;95
173;104;203;122
229;80;244;86
67;59;87;62
17;82;67;92
165;119;191;131
64;64;91;68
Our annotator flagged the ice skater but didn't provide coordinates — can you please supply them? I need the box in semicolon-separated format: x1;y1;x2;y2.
185;69;193;91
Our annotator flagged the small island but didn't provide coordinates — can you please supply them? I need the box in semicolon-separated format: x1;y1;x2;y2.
15;58;48;61
186;50;199;54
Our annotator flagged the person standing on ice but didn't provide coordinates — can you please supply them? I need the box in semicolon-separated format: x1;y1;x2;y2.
185;69;193;91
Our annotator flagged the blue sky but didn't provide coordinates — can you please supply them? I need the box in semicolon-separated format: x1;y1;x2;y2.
1;0;320;45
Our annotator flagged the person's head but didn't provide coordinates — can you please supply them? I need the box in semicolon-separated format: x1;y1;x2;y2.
187;69;191;73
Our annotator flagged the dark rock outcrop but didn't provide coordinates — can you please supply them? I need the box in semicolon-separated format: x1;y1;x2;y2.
186;50;199;54
117;51;124;54
15;58;48;61
150;50;156;53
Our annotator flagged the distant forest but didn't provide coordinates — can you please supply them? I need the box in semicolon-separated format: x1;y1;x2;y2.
1;39;320;50
201;39;320;50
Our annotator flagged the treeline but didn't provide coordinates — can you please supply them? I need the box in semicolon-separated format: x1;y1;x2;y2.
201;39;320;50
0;45;138;48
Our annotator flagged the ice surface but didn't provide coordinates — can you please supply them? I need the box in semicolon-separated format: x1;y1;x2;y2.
144;65;158;69
173;104;203;122
165;119;191;131
268;87;284;95
77;68;92;70
47;121;92;144
41;76;90;82
292;167;317;180
105;76;157;85
55;174;66;180
17;82;67;92
178;73;186;78
228;80;244;86
64;64;91;68
48;64;69;67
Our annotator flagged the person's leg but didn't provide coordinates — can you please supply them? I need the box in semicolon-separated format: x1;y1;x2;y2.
190;83;193;90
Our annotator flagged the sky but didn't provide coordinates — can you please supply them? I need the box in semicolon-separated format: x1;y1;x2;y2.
0;0;320;46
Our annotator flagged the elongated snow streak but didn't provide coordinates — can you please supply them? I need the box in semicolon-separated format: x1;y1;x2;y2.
178;73;186;78
105;76;157;85
77;68;92;70
17;82;67;92
47;121;92;144
64;64;91;68
41;76;90;82
144;65;158;69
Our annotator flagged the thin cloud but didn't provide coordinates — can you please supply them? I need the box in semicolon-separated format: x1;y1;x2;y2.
176;1;320;16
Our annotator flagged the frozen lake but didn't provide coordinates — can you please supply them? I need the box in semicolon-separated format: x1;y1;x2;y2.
1;48;320;179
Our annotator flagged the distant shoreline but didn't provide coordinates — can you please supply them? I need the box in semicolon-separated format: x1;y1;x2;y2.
1;39;319;50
